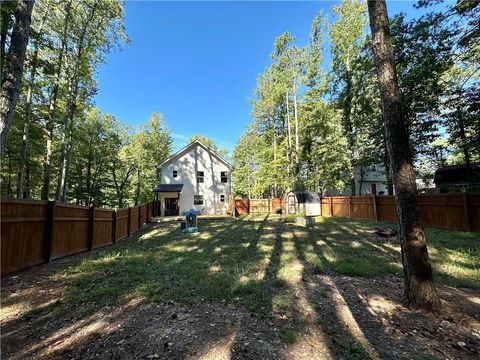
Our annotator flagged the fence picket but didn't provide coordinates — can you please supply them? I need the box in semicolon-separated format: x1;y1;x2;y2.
1;200;155;275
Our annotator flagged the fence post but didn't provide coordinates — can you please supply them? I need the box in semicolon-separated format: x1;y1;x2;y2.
329;197;333;216
112;209;117;244
127;207;132;236
44;200;56;263
348;196;352;218
87;206;95;251
373;194;378;221
463;193;471;231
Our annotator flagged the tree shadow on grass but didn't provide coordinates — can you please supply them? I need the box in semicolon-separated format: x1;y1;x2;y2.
2;216;478;359
2;216;290;359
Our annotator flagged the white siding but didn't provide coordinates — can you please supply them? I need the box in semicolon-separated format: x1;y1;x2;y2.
160;143;231;215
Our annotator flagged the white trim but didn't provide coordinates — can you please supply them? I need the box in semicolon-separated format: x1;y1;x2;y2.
157;140;234;170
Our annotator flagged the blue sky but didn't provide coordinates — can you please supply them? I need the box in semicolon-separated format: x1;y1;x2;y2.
93;0;430;154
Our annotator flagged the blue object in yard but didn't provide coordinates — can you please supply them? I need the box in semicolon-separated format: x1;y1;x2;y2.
182;209;200;233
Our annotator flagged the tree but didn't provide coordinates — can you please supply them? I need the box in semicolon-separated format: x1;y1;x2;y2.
0;0;35;155
188;134;229;159
367;0;440;310
330;0;368;195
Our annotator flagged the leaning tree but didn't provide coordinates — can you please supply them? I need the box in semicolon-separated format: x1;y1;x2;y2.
367;0;440;311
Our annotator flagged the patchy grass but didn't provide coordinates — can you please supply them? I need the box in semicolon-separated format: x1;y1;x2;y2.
279;329;299;344
2;215;479;359
65;215;480;314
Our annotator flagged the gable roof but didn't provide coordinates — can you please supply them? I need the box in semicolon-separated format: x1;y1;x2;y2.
288;190;321;203
157;140;233;170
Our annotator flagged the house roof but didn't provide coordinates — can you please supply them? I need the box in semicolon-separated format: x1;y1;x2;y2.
153;184;184;193
288;191;321;203
157;140;233;170
434;163;480;184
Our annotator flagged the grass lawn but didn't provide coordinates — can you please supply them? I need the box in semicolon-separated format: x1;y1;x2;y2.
67;215;479;310
2;215;479;359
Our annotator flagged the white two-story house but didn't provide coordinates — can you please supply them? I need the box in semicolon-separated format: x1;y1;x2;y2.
154;140;233;216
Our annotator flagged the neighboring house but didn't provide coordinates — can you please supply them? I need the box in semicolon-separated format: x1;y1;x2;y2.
352;164;388;195
154;140;233;216
434;163;480;193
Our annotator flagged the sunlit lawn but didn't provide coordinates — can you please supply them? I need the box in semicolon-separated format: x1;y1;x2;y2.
65;215;480;313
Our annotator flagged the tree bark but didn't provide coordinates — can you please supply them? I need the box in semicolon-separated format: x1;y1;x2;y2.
343;73;356;195
0;0;35;156
41;0;72;200
293;81;299;170
383;135;394;195
367;0;440;311
135;168;141;206
285;91;292;172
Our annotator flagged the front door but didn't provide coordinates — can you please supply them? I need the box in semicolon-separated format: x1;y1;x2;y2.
165;198;179;216
371;183;377;195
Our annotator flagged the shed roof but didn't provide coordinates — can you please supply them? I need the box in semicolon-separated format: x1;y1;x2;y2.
289;191;321;203
153;184;184;192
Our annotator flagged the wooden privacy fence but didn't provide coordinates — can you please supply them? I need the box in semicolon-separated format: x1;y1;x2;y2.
1;199;155;275
234;198;286;216
320;194;480;232
236;194;479;232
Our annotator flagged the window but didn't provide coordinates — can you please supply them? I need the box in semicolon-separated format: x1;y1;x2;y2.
220;171;228;183
173;170;178;178
370;165;377;172
220;194;225;202
197;171;204;183
194;195;204;205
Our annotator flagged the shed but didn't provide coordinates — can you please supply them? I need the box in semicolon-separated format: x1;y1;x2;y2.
285;191;321;216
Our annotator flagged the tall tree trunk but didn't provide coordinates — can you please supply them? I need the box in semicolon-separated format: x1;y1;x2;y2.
135;168;141;206
56;5;96;201
272;118;277;197
368;0;439;311
41;0;72;200
25;164;30;198
383;135;394;195
343;73;356;195
86;151;92;205
56;78;73;201
285;91;292;170
0;0;35;156
293;81;299;170
0;13;7;73
17;6;49;198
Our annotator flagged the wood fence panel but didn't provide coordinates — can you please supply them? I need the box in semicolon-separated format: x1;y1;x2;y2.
331;197;349;217
130;206;139;233
417;194;466;231
115;208;129;240
250;199;270;214
271;198;286;214
1;200;155;275
350;196;375;220
320;198;331;216
468;194;480;232
51;204;89;260
1;199;48;274
141;204;147;225
235;199;249;215
376;196;397;223
93;208;114;248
